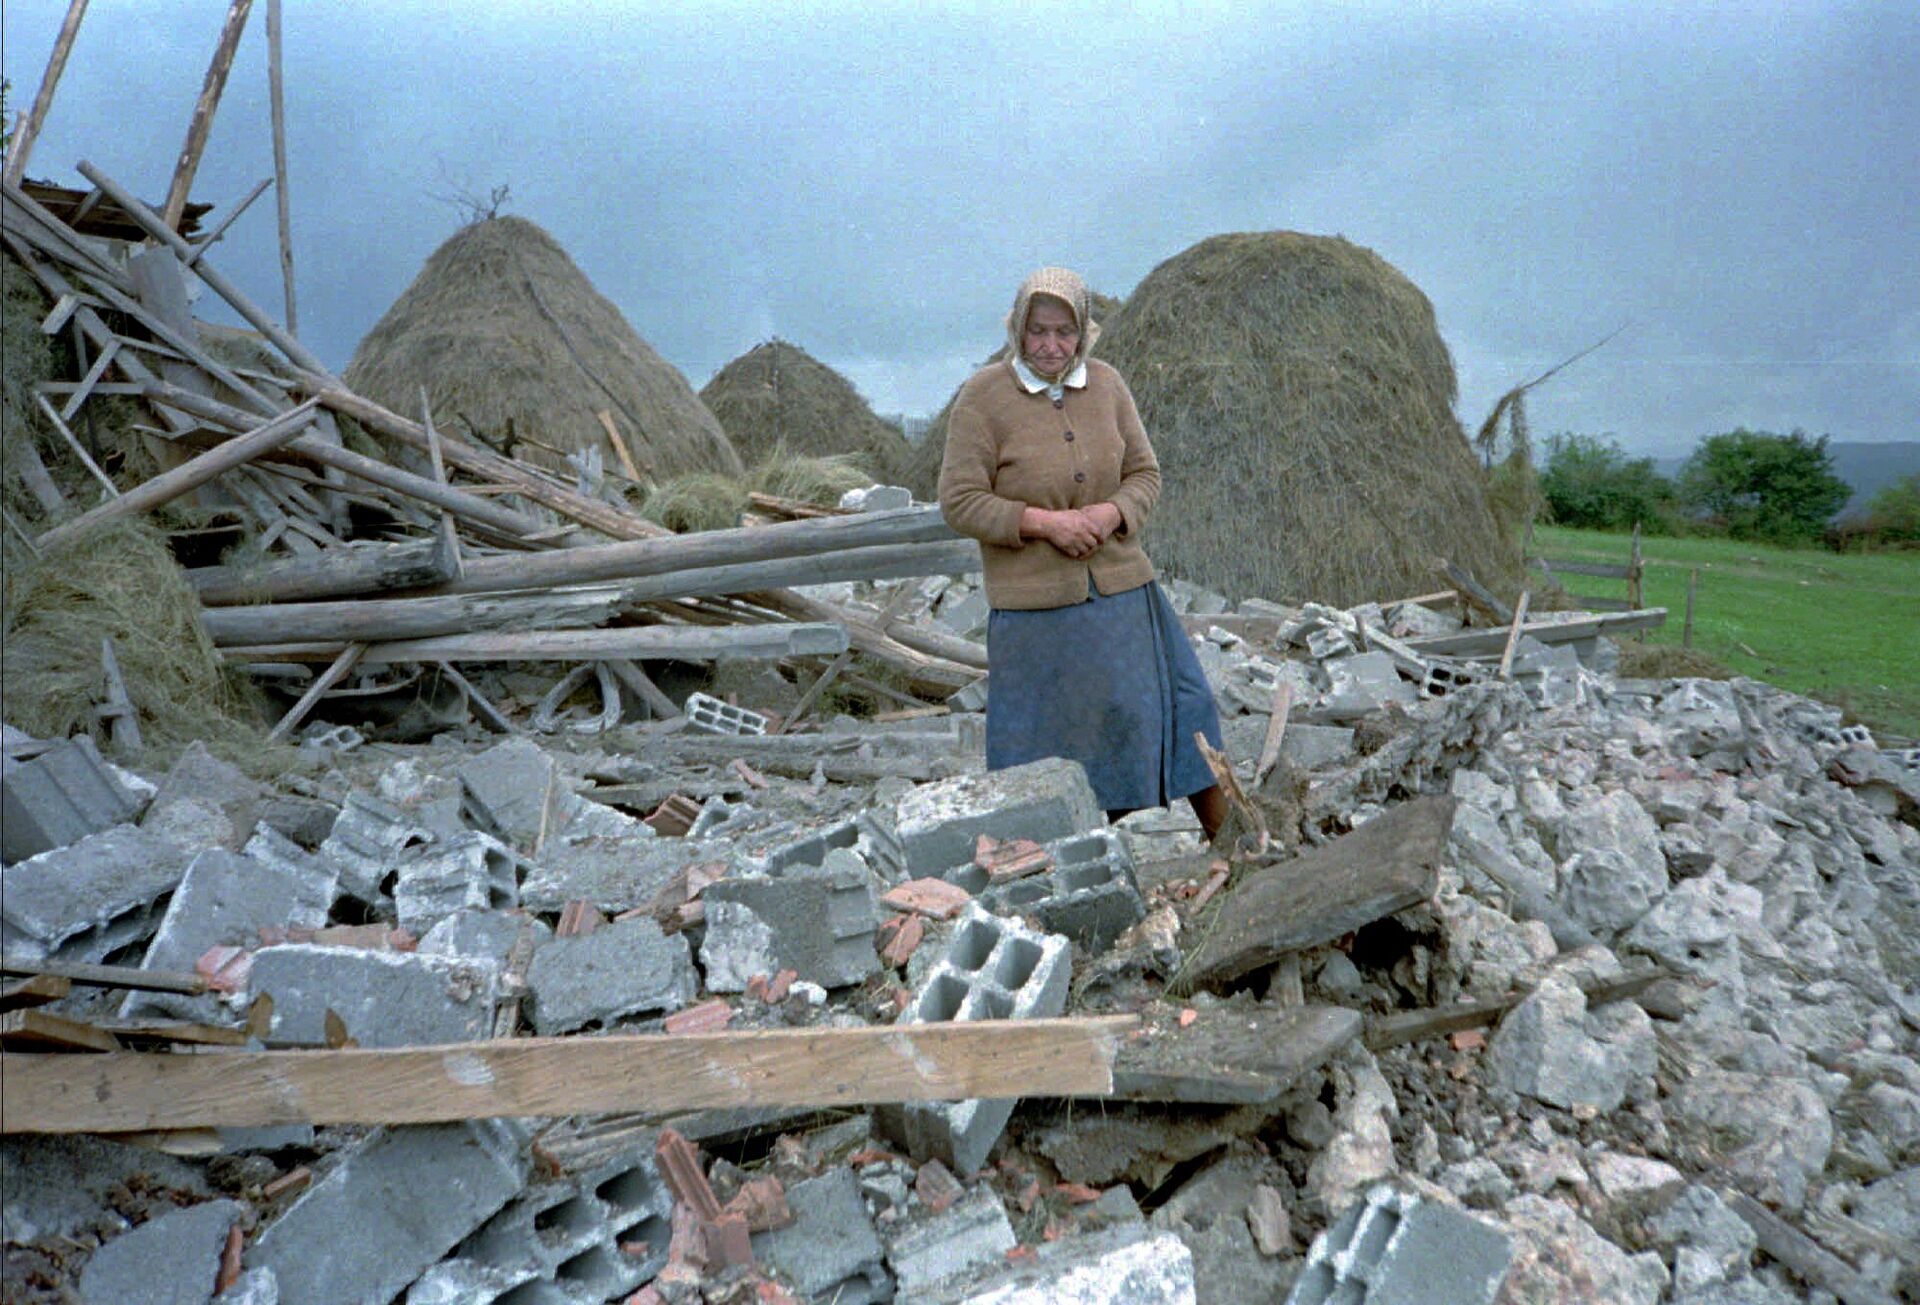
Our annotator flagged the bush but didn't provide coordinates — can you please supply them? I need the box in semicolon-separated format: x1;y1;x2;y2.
1859;472;1920;545
1539;433;1673;530
1678;429;1850;543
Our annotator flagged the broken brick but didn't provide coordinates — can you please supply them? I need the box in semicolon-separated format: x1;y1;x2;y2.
765;969;795;1003
973;834;1053;884
645;793;703;837
1056;1182;1102;1204
724;1175;793;1233
664;999;734;1035
556;899;607;937
878;914;925;967
880;877;972;920
729;758;768;790
915;1159;963;1214
1450;1029;1487;1052
196;945;253;993
656;1129;724;1221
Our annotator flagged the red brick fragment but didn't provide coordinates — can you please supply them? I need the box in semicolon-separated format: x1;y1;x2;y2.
215;1223;244;1293
664;999;734;1035
879;914;925;967
260;1166;311;1202
973;835;1053;884
1056;1182;1102;1204
623;1287;667;1305
1178;1007;1199;1028
645;793;702;837
1190;866;1231;909
880;878;973;920
754;1279;802;1305
196;945;253;993
846;1148;898;1167
556;900;607;937
765;969;795;1004
656;1129;723;1220
1449;1029;1486;1052
704;1210;754;1268
915;1159;963;1214
746;974;770;1002
730;758;769;790
724;1175;793;1232
1005;1245;1038;1263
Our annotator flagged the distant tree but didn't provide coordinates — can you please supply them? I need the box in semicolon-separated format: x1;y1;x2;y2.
1862;471;1920;544
1539;433;1673;530
1678;428;1850;542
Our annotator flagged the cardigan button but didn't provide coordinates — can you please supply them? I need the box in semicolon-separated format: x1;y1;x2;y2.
1073;471;1086;483
1063;430;1075;441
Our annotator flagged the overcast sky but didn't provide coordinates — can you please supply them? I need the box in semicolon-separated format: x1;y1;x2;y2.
5;1;1915;457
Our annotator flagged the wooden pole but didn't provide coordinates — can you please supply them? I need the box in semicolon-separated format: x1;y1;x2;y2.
184;176;272;265
419;387;463;577
35;400;318;552
1628;520;1644;610
161;0;255;232
187;539;460;607
200;588;625;647
433;662;519;734
266;0;297;334
0;1016;1133;1134
1;0;91;189
780;649;855;734
602;659;680;721
1496;589;1533;679
1683;567;1698;649
98;636;142;755
1252;681;1294;790
1439;558;1513;625
264;642;364;742
220;622;852;666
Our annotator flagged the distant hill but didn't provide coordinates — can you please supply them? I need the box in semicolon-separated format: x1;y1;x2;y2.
1653;441;1920;518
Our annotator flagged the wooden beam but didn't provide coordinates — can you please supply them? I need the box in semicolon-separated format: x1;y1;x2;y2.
1185;796;1456;987
1439;558;1513;625
1096;1002;1359;1105
98;636;143;755
1404;608;1666;659
615;540;978;606
185;176;272;265
200;585;624;647
780;649;854;733
161;0;256;232
433;662;518;734
264;642;364;742
1253;681;1294;789
0;956;208;996
1;0;90;189
1;1009;121;1053
1497;589;1533;679
35;400;319;552
1363;967;1669;1051
0;1016;1134;1133
187;538;461;606
220;621;852;666
0;975;72;1012
1723;1191;1900;1305
267;0;297;335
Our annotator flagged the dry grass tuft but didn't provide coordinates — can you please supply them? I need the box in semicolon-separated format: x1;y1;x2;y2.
1615;641;1732;681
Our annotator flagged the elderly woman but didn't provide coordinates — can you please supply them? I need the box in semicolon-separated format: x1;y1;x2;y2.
939;267;1228;841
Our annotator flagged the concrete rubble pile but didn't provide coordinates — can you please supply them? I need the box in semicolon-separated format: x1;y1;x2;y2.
7;569;1918;1305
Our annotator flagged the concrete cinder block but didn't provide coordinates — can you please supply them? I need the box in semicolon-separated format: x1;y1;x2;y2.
249;944;498;1047
456;738;576;848
955;829;1144;956
419;908;553;970
875;904;1072;1174
1319;652;1417;720
949;676;990;713
319;791;434;907
894;758;1104;877
0;824;191;965
393;831;521;935
141;740;265;853
1285;1185;1511;1305
755;812;906;885
884;1184;1017;1296
125;835;337;1022
525;916;694;1034
433;1142;672;1302
246;1121;529;1305
80;1197;243;1305
752;1167;891;1304
938;1225;1197;1305
0;735;144;864
684;691;769;736
1281;724;1356;771
516;801;697;915
703;847;881;991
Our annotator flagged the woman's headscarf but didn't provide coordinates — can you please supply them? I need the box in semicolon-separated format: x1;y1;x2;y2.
1004;266;1102;376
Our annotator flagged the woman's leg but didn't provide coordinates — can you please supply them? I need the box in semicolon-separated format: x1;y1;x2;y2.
1189;784;1228;843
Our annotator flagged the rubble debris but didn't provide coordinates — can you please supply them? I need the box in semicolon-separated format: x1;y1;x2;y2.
248;944;497;1047
893;757;1104;877
77;1196;244;1305
526;916;695;1034
0;823;190;964
750;1166;891;1303
936;1224;1196;1305
939;827;1146;954
884;1183;1018;1296
701;847;880;991
0;735;145;864
1287;1184;1512;1305
391;831;521;936
685;690;771;737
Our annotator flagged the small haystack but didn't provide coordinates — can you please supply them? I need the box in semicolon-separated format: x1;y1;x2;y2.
1098;232;1518;606
700;339;910;484
902;290;1124;500
344;216;741;480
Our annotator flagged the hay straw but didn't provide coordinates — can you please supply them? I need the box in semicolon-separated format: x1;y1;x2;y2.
748;442;877;505
701;339;910;482
343;216;741;480
640;472;749;533
1;519;275;766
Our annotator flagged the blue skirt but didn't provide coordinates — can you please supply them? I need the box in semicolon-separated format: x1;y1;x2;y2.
985;579;1223;813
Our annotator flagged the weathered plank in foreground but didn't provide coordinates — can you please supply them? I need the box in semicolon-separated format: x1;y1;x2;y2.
0;1016;1134;1134
1096;1002;1361;1105
1186;795;1456;986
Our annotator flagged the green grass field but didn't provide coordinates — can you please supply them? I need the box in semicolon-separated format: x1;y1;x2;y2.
1529;525;1920;740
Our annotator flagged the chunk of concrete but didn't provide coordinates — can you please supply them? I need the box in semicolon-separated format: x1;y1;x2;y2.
319;791;434;907
392;831;521;935
455;737;576;848
516;801;698;914
939;1225;1197;1305
1319;651;1417;720
702;847;880;991
1287;1185;1511;1305
1667;1070;1833;1212
525;916;694;1033
418;908;552;970
141;740;264;853
1485;971;1656;1113
0;735;144;864
884;1184;1017;1296
245;1121;529;1305
249;944;497;1047
894;758;1104;877
125;836;337;1022
684;691;770;737
80;1197;243;1305
752;1167;890;1303
0;823;190;964
1555;790;1668;938
939;828;1145;955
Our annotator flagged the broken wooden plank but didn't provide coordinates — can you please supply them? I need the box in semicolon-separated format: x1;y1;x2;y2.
1363;966;1670;1051
1497;589;1533;679
1529;557;1634;580
200;587;624;646
185;176;271;265
780;648;855;734
161;0;256;232
0;975;72;1012
267;0;296;334
35;399;319;552
1;1016;1135;1133
0;956;208;996
602;659;680;721
1185;796;1456;987
187;538;462;606
90;1018;248;1049
265;642;365;743
1406;608;1666;658
220;621;851;666
1440;559;1513;625
434;662;519;734
1252;681;1293;789
98;636;143;755
1722;1190;1900;1305
0;1008;122;1053
1096;1002;1360;1105
1;0;90;189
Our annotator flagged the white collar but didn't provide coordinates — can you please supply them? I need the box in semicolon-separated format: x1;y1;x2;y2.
1011;354;1088;398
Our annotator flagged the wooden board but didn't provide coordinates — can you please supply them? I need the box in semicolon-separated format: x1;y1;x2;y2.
0;957;208;995
1406;608;1665;658
1098;1002;1361;1104
1;1016;1133;1134
90;1018;248;1048
0;975;71;1012
1186;796;1456;986
0;1009;122;1053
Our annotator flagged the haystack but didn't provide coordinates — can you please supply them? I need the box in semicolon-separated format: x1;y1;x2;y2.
345;216;741;480
700;339;910;484
1097;232;1518;606
902;291;1124;500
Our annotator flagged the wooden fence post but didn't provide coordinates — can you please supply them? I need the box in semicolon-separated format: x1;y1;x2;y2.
1683;568;1698;649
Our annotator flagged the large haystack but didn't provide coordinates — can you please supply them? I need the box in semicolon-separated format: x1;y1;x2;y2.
700;339;910;483
1098;232;1517;606
902;291;1124;500
345;216;741;480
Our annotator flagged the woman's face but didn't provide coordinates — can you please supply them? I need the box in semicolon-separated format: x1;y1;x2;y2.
1022;296;1080;379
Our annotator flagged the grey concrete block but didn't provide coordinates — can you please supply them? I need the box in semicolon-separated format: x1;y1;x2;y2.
246;1121;529;1305
525;917;693;1034
756;813;907;885
456;738;576;847
249;944;497;1047
419;908;552;969
684;691;769;736
1283;724;1356;771
80;1197;242;1305
949;676;990;713
0;735;144;864
840;484;913;512
885;1184;1016;1297
393;831;521;935
937;587;991;637
894;758;1104;877
1286;1185;1511;1305
517;801;697;915
436;1143;671;1302
703;847;880;991
875;904;1072;1174
141;740;265;853
0;824;191;965
1320;651;1417;720
125;836;337;1022
753;1167;891;1304
940;829;1144;955
319;791;434;907
936;1225;1196;1305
